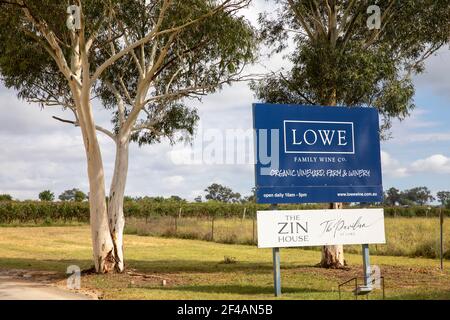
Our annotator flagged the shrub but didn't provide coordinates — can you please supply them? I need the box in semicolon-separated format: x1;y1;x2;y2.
0;194;13;201
0;201;449;224
411;241;438;259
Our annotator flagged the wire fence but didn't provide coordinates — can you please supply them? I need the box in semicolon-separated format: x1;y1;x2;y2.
125;215;258;245
124;215;450;260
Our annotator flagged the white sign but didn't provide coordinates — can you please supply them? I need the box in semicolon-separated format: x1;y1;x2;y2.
257;209;385;248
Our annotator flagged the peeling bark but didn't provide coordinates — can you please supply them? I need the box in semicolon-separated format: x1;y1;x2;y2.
320;202;345;268
320;244;345;269
107;136;130;273
83;127;116;273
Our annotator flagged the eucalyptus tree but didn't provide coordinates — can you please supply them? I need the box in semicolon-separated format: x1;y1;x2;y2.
437;191;450;208
252;0;449;268
0;0;255;273
204;183;242;203
39;190;55;202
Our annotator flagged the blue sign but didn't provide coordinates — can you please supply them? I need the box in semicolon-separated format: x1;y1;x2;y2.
253;104;383;204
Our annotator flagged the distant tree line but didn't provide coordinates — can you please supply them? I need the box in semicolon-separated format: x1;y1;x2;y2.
0;189;88;203
384;187;449;208
1;184;449;208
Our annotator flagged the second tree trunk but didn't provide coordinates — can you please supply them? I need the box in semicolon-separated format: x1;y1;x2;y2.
320;202;345;268
107;137;130;273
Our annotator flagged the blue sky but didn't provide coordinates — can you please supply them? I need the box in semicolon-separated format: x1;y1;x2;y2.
0;1;449;201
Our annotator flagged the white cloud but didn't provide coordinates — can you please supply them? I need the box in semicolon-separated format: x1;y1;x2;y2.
413;49;450;101
381;151;409;178
381;153;450;179
410;154;450;174
387;108;447;144
163;175;185;187
398;133;450;144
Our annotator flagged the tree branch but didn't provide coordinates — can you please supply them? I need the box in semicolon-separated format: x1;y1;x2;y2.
13;0;76;85
90;0;172;85
52;116;116;140
279;72;315;105
287;0;315;41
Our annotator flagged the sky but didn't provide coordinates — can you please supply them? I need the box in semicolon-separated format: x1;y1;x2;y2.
0;1;449;201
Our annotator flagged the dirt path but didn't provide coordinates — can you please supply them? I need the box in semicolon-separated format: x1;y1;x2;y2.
0;273;95;300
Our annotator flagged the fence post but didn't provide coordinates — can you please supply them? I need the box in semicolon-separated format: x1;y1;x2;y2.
174;216;178;233
252;216;256;244
211;216;215;241
440;208;444;271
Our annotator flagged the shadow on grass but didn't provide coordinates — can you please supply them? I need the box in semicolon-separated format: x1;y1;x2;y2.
126;259;317;274
391;290;450;300
0;257;93;274
0;257;324;276
0;256;320;273
154;284;327;295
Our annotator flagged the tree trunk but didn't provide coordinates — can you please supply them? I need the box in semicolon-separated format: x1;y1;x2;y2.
319;88;346;268
107;136;130;273
320;202;345;268
77;91;116;273
83;126;116;273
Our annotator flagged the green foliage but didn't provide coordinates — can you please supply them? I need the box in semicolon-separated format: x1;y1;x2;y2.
0;194;12;201
168;195;186;203
252;0;449;133
58;189;87;202
204;183;241;203
384;187;401;206
38;190;55;202
384;186;435;206
401;187;435;206
0;201;90;223
0;200;323;223
384;206;448;218
243;187;256;203
1;199;449;224
0;0;111;107
0;1;256;147
437;191;450;207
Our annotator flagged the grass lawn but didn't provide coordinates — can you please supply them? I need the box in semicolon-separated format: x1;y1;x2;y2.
125;216;450;259
0;226;449;300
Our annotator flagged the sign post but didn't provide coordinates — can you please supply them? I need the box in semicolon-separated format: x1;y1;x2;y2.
271;204;281;297
273;247;281;297
362;244;371;286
